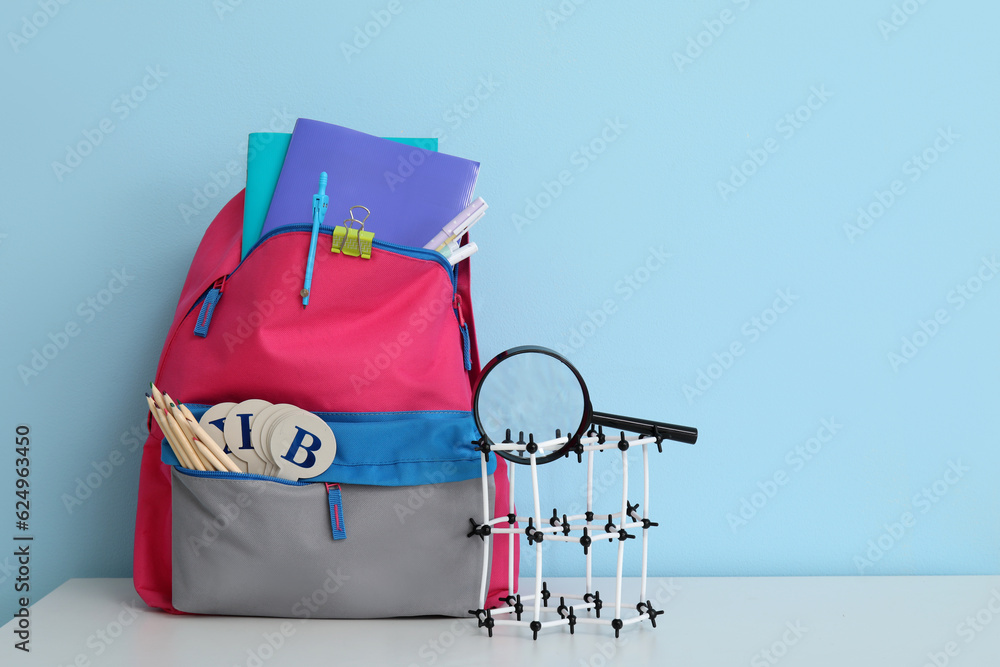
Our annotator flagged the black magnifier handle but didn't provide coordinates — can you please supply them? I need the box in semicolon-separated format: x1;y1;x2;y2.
591;411;698;445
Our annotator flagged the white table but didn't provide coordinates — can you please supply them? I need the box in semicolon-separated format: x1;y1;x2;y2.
4;576;1000;666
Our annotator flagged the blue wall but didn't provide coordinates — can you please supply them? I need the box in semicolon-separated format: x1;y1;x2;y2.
1;0;998;618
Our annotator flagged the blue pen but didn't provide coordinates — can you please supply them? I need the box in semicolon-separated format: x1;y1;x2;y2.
301;172;329;307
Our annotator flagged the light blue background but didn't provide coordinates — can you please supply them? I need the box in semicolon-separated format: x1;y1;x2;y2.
1;0;998;620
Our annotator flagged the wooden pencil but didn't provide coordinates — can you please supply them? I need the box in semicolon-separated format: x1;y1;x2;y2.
161;405;207;471
150;382;168;412
146;394;191;469
162;392;212;471
166;397;225;472
178;404;242;473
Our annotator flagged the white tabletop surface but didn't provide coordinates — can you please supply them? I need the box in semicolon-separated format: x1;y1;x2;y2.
4;575;1000;666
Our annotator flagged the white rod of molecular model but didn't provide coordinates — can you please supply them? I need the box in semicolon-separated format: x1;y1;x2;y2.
508;458;515;598
586;447;594;596
479;452;490;609
530;449;543;625
489;530;639;544
492;510;634;526
615;447;628;622
641;441;650;602
490;434;655;454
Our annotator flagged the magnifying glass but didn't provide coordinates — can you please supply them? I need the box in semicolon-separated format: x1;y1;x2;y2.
472;345;698;465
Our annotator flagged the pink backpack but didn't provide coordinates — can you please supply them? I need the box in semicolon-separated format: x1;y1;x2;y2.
133;191;517;617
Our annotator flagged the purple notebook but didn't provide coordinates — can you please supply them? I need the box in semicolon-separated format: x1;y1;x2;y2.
261;119;480;247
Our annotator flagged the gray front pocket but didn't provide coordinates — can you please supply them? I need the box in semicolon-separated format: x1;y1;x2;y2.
171;468;493;618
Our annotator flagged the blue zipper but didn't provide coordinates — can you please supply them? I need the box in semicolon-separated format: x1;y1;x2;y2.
186;227;459;320
176;467;307;486
176;466;347;539
193;276;226;338
252;225;457;289
187;226;471;369
325;482;347;540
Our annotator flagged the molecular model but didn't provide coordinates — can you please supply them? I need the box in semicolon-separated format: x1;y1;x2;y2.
466;426;673;640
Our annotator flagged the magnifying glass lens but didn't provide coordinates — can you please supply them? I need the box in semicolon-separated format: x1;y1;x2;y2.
475;351;586;454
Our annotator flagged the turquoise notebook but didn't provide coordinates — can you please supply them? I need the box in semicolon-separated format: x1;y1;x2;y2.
243;133;292;259
242;134;439;259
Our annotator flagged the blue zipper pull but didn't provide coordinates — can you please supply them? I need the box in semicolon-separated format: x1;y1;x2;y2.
194;276;227;337
325;483;346;540
453;294;472;371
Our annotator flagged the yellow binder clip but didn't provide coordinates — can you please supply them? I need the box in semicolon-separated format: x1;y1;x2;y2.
331;205;374;259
